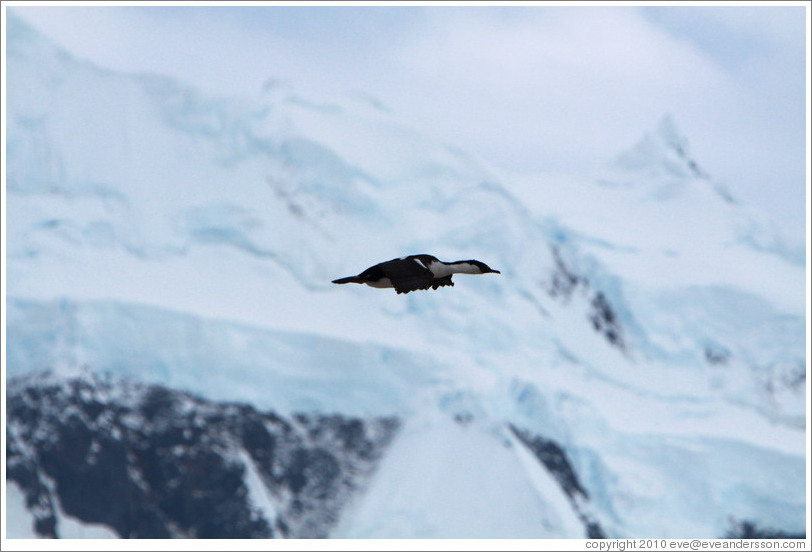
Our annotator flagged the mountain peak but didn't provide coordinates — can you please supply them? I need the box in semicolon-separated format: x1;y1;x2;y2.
595;115;747;205
654;114;686;152
601;114;708;186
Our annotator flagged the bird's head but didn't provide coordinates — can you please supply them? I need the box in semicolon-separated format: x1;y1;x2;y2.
465;260;501;274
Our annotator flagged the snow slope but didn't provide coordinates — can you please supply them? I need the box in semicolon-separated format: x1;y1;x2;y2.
334;415;585;539
4;13;807;539
6;480;118;539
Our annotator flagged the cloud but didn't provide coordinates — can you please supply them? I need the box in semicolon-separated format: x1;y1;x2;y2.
386;8;742;172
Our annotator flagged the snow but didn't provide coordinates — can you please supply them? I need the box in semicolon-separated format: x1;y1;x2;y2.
589;434;807;538
334;413;584;539
54;509;119;540
4;13;807;539
5;482;39;539
5;297;451;417
4;481;119;540
237;450;279;531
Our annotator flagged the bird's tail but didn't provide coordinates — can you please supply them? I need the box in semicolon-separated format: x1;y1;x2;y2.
332;276;362;284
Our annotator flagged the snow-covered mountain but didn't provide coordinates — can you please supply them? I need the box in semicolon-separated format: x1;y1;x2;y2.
4;13;807;539
7;369;399;538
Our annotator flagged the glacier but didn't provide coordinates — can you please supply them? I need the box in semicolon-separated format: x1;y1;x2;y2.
3;12;807;540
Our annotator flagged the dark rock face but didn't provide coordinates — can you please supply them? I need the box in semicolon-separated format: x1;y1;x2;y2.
6;370;399;538
546;246;626;352
704;344;731;365
547;246;585;300
726;520;805;539
509;424;605;539
509;425;587;501
588;292;626;351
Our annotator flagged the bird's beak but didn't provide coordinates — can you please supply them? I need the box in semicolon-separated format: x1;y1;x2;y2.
491;269;501;274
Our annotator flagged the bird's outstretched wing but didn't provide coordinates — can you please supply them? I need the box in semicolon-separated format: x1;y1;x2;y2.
431;275;454;290
381;258;435;294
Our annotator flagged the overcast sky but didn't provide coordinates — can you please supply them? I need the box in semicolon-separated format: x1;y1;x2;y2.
7;2;809;238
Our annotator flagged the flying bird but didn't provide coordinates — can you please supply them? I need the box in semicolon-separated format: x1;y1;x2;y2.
332;254;500;294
